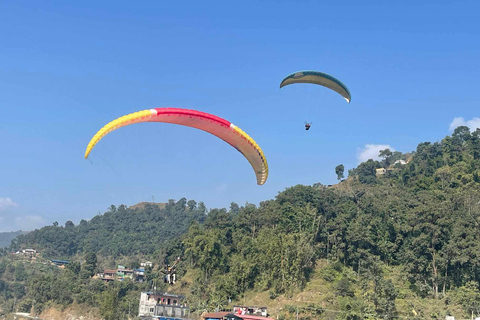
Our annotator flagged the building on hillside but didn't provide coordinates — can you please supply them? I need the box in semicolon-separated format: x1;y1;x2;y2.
138;292;189;320
141;261;153;268
15;249;37;258
203;312;230;320
134;268;145;282
103;269;117;281
376;168;386;176
51;259;69;268
394;159;407;166
202;306;271;320
117;265;134;280
232;306;267;317
98;266;144;282
202;312;274;320
227;315;274;320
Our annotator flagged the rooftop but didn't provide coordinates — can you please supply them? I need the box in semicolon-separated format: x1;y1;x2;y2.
51;259;69;264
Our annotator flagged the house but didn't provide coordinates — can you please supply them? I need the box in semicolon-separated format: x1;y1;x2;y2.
15;249;37;258
138;292;189;319
394;160;407;166
203;312;231;320
103;269;117;281
141;261;153;268
203;312;274;320
98;266;145;282
117;265;135;280
232;306;268;317
376;168;386;176
236;316;274;320
203;306;271;320
134;268;146;282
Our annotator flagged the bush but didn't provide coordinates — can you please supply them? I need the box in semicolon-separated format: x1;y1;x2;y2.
320;265;338;282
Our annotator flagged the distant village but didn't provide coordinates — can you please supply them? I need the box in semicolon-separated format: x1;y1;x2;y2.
12;248;151;283
11;249;277;319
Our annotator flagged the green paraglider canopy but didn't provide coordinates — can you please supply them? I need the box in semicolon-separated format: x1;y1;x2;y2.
280;70;351;103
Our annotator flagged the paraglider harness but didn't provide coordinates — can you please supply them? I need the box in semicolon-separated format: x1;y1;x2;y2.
305;122;312;130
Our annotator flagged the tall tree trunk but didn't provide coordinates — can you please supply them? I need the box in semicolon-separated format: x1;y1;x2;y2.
443;267;448;296
432;253;438;298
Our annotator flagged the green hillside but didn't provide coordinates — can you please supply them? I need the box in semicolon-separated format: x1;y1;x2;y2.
2;126;480;320
5;200;206;258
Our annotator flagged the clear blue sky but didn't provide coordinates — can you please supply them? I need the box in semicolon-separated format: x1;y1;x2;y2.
1;1;479;232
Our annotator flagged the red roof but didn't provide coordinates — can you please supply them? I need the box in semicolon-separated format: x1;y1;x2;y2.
203;311;230;319
238;316;275;320
202;312;274;320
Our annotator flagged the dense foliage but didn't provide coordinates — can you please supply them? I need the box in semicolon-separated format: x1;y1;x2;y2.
2;127;480;319
178;126;480;318
4;200;206;258
0;252;149;319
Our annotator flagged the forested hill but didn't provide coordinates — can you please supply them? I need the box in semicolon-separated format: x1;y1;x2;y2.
2;126;480;319
0;231;25;249
177;125;480;318
5;200;207;257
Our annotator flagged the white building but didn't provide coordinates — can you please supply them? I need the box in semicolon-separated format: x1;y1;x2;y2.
138;292;189;319
141;261;153;268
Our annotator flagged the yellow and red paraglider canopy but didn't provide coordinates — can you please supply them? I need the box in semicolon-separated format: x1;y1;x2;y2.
85;108;268;185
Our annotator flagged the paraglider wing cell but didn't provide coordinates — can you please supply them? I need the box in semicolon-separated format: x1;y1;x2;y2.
84;108;268;185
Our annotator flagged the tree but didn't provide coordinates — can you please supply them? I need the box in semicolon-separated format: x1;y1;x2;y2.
187;200;197;211
14;263;26;281
348;168;357;179
452;281;480;318
67;261;81;275
335;164;345;181
379;149;393;168
336;277;354;297
99;289;121;320
372;278;397;319
229;202;240;215
81;252;97;278
356;159;379;184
